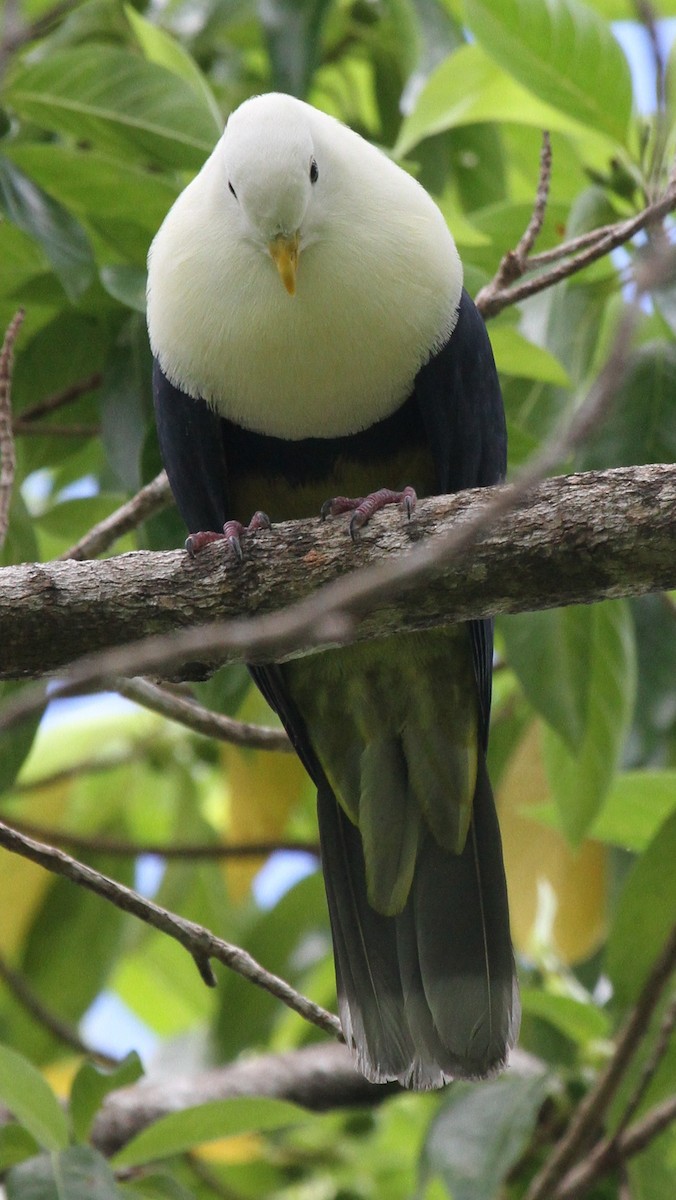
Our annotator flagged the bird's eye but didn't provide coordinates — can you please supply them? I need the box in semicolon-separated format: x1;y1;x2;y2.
228;181;237;200
309;157;319;184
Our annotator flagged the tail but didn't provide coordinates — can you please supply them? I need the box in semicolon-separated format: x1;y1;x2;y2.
317;756;519;1088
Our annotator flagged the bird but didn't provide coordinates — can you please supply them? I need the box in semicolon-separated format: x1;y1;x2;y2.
146;91;519;1089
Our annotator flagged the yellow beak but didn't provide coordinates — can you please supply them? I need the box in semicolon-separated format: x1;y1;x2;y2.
268;232;300;296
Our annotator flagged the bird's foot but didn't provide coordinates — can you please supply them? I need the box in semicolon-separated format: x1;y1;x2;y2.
320;486;417;541
185;511;271;560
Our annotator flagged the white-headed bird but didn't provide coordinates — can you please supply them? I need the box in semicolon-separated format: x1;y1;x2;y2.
147;92;519;1088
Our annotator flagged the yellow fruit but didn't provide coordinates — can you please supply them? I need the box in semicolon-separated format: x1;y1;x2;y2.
498;721;607;964
220;686;308;901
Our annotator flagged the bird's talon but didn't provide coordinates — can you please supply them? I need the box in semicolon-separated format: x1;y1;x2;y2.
228;535;243;561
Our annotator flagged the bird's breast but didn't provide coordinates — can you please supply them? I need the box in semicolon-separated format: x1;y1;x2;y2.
148;205;461;441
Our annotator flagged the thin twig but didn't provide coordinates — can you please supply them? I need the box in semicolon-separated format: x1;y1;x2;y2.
525;924;676;1200
13;421;99;438
477;161;676;318
480;131;552;295
6;817;319;860
0;951;118;1067
612;991;676;1141
59;471;172;561
117;676;292;751
16;371;102;423
0;309;24;551
556;1095;676;1200
554;991;676;1198
0;818;341;1040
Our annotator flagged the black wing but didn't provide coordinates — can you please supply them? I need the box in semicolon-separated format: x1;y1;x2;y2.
415;288;506;745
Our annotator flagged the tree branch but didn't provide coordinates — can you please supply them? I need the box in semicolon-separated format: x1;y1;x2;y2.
59;471;172;562
0;465;674;694
0;817;341;1040
0;951;117;1068
525;923;676;1200
476;157;676;318
0;309;23;550
89;1042;543;1156
90;1044;399;1156
7;817;317;861
556;1096;676;1200
117;676;291;751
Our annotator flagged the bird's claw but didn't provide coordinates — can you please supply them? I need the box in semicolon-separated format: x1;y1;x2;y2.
185;511;271;561
321;487;417;540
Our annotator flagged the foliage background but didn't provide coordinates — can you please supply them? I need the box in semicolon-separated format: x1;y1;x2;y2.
0;0;675;1197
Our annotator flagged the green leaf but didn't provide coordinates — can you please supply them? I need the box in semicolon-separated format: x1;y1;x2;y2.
590;771;676;851
501;608;594;751
520;988;609;1045
5;856;134;1062
0;683;44;796
113;1097;306;1169
100;265;147;312
606;809;676;1009
6;1146;122;1200
261;1;334;97
421;1073;551;1200
70;1053;143;1144
395;42;603;157
627;1127;676;1200
490;325;569;385
100;321;153;491
0;158;94;301
0;1124;40;1172
6;48;216;169
4;145;178;236
124;5;222;134
213;871;325;1060
464;0;632;144
541;601;636;843
0;1046;69;1152
578;342;676;469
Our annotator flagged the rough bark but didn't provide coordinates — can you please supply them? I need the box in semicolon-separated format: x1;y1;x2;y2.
1;464;674;681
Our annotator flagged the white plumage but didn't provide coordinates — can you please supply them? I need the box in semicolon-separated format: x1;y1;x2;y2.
147;92;462;440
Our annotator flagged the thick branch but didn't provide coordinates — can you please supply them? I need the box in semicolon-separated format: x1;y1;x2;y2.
0;465;674;683
90;1042;541;1156
91;1045;395;1155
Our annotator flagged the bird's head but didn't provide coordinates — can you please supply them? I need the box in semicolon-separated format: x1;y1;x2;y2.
219;94;323;296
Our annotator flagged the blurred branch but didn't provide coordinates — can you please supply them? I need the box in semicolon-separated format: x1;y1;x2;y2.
59;469;172;561
0;308;23;551
6;816;318;860
15;371;102;423
89;1042;543;1156
117;676;291;751
0;0;78;72
526;923;676;1200
0;951;117;1067
0;817;341;1040
13;421;99;438
556;1096;676;1200
91;1044;399;1155
611;991;676;1142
